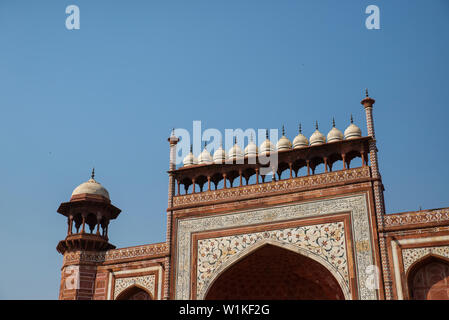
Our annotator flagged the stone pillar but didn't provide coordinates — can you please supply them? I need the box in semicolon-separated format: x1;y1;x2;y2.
59;258;98;300
166;130;179;299
361;90;391;299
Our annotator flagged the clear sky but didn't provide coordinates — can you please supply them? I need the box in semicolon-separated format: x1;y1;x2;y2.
0;0;448;299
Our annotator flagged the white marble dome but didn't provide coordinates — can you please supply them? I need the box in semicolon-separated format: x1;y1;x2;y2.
228;140;244;160
344;116;362;140
213;145;226;163
259;131;275;155
327;119;344;143
292;124;309;148
183;147;197;167
71;174;110;199
197;146;213;164
244;137;258;156
276;127;292;151
309;122;326;146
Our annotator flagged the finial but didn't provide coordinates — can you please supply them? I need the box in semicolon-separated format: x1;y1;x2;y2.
332;117;336;127
361;89;375;106
91;167;95;180
171;128;175;136
315;121;318;130
190;144;193;153
299;123;302;134
266;129;269;139
234;137;237;145
282;125;285;136
204;141;207;150
250;132;254;142
350;114;354;124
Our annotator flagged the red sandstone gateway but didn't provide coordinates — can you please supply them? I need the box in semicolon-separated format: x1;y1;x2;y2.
56;92;449;300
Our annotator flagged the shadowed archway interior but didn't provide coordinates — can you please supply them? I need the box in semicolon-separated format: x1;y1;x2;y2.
205;244;345;300
116;285;152;300
408;256;449;300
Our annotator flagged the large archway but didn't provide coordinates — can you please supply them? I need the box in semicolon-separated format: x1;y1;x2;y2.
408;255;449;300
204;244;345;300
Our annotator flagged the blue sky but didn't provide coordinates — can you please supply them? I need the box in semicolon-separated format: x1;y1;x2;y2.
0;0;448;299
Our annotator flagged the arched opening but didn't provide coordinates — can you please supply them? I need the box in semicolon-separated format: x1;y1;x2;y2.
204;244;345;300
116;285;152;300
408;255;449;300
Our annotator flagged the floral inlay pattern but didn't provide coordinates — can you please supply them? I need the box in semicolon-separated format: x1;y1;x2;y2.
175;194;375;300
197;222;347;298
114;275;155;299
402;246;449;272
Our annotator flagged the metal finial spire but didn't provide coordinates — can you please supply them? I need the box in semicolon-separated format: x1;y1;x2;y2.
315;121;318;130
332;117;336;127
91;167;95;180
190;144;193;153
234;137;237;145
171;128;175;136
204;141;207;150
299;123;302;134
365;88;369;97
350;114;354;124
282;125;285;136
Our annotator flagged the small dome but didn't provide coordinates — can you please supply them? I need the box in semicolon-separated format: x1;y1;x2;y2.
259;130;275;155
344;115;362;140
327;119;344;143
197;144;213;164
213;145;226;163
292;124;309;148
228;139;244;160
244;135;258;156
276;126;292;151
183;145;197;166
71;170;110;199
309;122;326;146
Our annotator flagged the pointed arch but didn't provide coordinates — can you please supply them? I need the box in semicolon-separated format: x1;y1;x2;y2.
201;239;351;300
115;284;153;300
407;254;449;300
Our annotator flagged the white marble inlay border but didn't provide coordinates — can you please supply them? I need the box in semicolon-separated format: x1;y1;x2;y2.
107;266;162;300
391;235;449;300
175;194;375;299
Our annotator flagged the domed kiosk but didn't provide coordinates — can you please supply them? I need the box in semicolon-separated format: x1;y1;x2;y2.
56;169;121;254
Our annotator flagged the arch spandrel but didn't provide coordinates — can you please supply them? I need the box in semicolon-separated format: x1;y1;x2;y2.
199;240;351;300
176;194;375;300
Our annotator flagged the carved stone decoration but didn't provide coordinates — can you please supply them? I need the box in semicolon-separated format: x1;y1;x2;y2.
384;208;449;228
402;246;449;272
63;243;169;265
175;194;376;300
196;221;348;299
173;167;370;207
114;275;156;299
